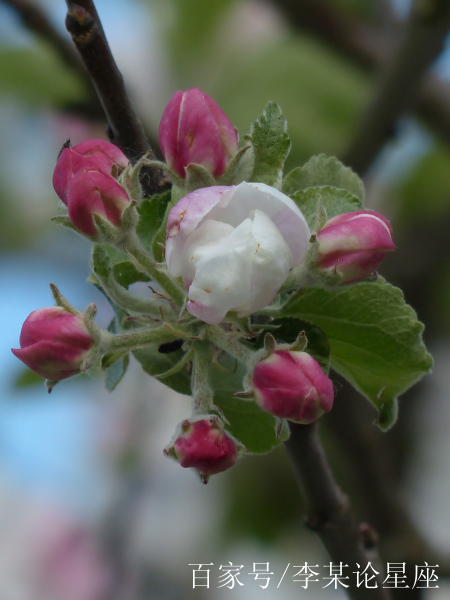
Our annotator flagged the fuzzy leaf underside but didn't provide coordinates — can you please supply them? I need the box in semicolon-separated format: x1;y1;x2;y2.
283;154;365;202
136;192;172;254
290;186;362;230
275;278;433;428
244;101;290;188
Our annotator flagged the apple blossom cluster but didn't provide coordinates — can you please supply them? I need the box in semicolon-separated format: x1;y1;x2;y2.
12;87;396;482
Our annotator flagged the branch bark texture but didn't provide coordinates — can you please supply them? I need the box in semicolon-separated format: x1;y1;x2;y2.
65;0;169;194
285;422;391;600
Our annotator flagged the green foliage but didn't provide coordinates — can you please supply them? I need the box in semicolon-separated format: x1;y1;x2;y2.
252;317;330;374
0;44;85;108
133;345;192;396
112;261;150;289
290;186;362;229
136;192;171;252
210;352;287;453
13;367;45;389
283;154;365;201
244;102;290;188
275;278;433;428
104;353;130;392
152;198;176;263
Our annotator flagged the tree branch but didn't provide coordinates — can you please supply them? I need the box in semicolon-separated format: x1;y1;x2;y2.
64;0;170;194
285;422;391;600
274;0;450;173
343;0;450;175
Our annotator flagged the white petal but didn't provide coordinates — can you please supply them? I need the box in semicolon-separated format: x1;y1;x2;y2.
186;219;256;324
204;182;310;266
244;209;292;316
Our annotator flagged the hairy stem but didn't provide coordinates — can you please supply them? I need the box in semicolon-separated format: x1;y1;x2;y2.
285;422;391;600
105;323;189;352
124;237;186;308
64;0;169;194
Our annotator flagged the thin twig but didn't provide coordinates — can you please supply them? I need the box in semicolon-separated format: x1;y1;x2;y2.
285;422;391;600
274;0;450;173
64;0;170;194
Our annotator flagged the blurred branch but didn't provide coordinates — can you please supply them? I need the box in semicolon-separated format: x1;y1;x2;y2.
285;423;391;599
274;0;450;173
343;0;450;175
65;0;169;194
0;0;104;118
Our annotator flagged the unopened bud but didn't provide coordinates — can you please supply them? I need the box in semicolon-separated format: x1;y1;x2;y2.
253;350;334;424
158;88;239;179
12;307;94;381
164;417;238;482
316;210;395;283
67;170;131;237
53;139;129;205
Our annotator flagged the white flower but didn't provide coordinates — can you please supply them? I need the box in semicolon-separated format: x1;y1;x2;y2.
165;182;310;324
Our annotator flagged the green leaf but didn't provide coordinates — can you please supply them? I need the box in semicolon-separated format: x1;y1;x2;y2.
215;393;285;453
276;278;433;427
91;245;111;279
254;317;330;374
283;154;365;201
105;353;130;392
136;192;171;252
290;186;362;230
210;352;286;453
112;261;150;289
133;345;192;396
244;101;290;188
13;367;44;389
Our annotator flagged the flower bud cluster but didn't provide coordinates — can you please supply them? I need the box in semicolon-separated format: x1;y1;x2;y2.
53;139;131;237
11;88;398;484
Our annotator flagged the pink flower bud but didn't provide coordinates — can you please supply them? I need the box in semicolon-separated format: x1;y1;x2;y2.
12;307;94;381
53;139;129;205
164;417;238;481
253;350;334;424
316;210;395;283
66;169;131;236
158;88;239;179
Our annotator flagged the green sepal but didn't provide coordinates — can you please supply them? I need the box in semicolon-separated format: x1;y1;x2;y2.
185;163;215;192
283;154;365;202
217;145;255;186
244;101;290;189
51;215;78;232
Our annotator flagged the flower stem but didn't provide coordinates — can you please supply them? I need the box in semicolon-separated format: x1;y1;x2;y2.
104;323;191;353
124;237;186;308
192;341;214;414
205;326;255;366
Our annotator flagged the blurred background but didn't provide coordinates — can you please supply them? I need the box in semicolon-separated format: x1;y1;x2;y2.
0;0;450;598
